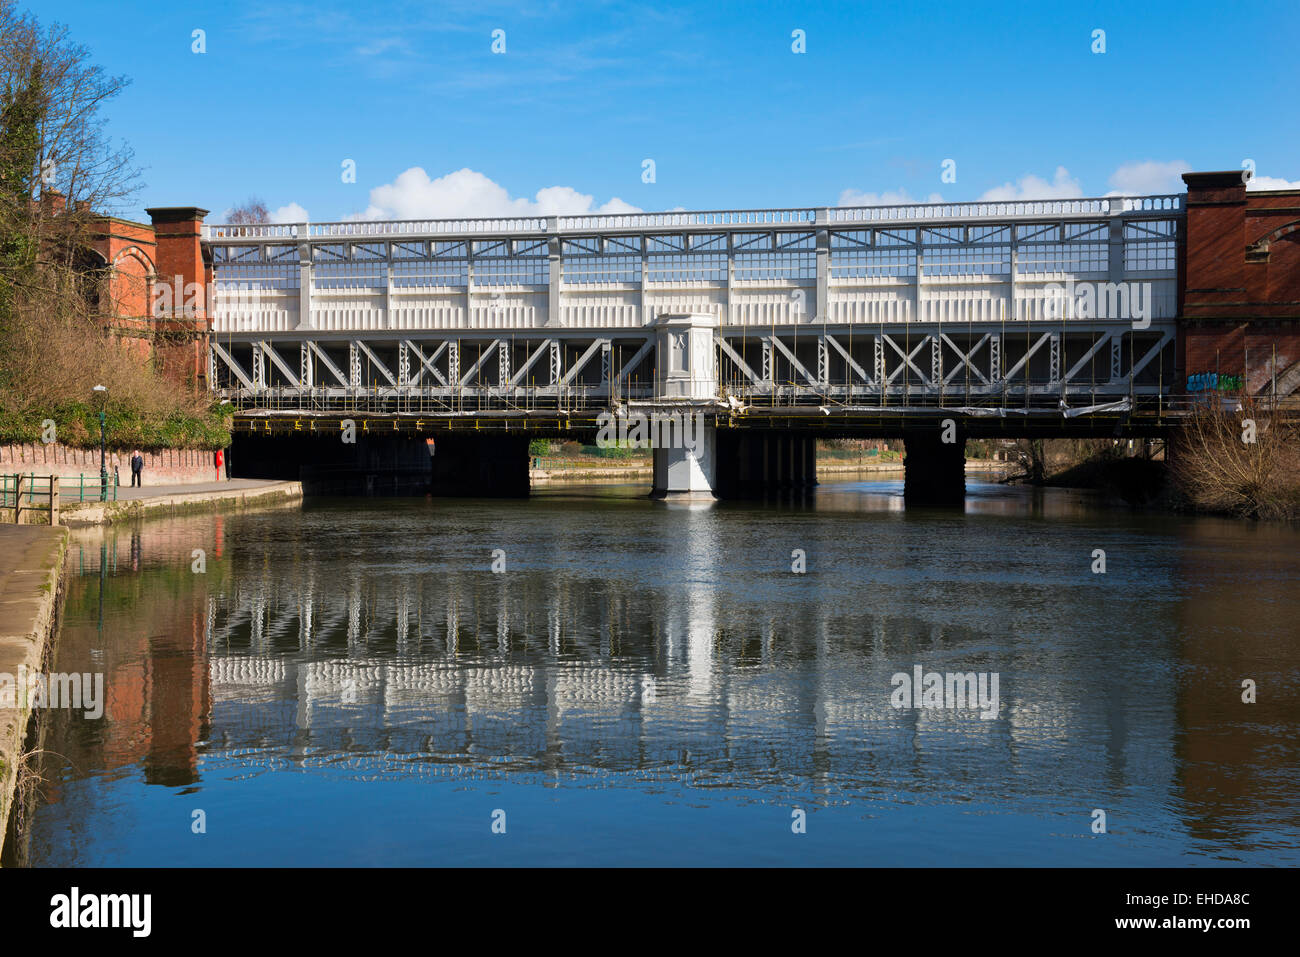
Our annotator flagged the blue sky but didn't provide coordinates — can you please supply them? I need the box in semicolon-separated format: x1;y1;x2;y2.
44;0;1300;223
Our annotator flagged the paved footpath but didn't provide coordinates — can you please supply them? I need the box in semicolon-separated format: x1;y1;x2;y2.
113;478;282;501
60;479;303;526
0;524;67;859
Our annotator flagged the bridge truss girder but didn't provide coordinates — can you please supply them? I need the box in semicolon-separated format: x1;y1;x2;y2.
210;320;1174;413
212;333;653;412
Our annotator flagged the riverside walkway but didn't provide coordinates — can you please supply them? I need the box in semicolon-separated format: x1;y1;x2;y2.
0;524;67;860
112;478;285;500
59;479;303;527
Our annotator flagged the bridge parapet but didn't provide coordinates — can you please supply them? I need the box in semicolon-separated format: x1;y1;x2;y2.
204;194;1182;337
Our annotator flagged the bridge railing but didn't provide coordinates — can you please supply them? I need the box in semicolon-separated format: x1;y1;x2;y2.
203;195;1185;242
221;382;640;415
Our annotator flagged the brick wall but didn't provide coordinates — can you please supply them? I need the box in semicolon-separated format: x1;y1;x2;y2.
1181;171;1300;395
1183;326;1300;394
0;443;221;488
145;206;212;387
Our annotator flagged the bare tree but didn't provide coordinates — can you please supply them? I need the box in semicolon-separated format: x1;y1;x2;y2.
1171;399;1300;519
226;197;270;225
0;1;216;436
0;0;138;246
1;0;140;326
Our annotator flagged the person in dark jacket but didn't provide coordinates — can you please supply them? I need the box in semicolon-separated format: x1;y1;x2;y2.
130;449;144;487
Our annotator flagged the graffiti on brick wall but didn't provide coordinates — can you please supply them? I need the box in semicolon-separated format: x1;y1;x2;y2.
1187;372;1243;392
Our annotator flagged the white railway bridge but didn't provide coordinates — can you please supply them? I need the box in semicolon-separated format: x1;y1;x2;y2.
205;194;1183;499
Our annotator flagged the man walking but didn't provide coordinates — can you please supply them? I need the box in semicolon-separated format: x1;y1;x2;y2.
130;449;144;487
214;448;224;482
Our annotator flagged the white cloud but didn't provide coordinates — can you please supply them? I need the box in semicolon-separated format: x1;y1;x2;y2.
837;187;943;207
978;166;1082;201
353;167;641;220
1105;160;1191;196
1247;174;1300;191
355;38;409;57
269;202;309;223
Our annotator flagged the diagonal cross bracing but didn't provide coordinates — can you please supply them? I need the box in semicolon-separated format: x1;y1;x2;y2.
824;334;872;385
940;333;990;387
353;339;397;386
258;341;301;387
615;338;656;385
307;341;350;387
559;339;608;387
404;340;448;386
769;335;819;388
212;341;254;389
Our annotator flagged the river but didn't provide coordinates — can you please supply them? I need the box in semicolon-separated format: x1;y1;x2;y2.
10;477;1300;866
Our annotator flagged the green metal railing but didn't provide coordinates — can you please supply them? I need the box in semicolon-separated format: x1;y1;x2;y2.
0;472;117;525
1;474;57;524
67;471;119;503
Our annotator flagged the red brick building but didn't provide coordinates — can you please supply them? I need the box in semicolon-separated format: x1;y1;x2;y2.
82;200;212;386
1180;171;1300;400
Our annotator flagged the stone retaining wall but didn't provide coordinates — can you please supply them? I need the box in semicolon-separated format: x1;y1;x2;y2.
0;525;67;862
59;481;303;527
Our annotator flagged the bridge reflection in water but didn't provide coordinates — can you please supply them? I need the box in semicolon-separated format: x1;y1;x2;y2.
17;483;1300;865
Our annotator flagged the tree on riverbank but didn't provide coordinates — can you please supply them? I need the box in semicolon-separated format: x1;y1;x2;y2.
0;1;228;450
1171;401;1300;520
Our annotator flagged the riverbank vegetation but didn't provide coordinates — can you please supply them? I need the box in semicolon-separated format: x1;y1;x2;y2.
1170;401;1300;520
1004;410;1300;520
1004;438;1165;504
0;2;228;451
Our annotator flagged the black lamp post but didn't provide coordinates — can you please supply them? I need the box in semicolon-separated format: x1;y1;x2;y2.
93;384;107;501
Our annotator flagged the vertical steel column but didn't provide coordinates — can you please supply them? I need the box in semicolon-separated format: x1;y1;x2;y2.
385;242;395;329
1107;197;1126;282
725;232;736;324
1008;224;1019;322
547;216;562;328
465;239;475;328
914;226;924;322
815;207;830;323
639;235;649;324
297;235;313;330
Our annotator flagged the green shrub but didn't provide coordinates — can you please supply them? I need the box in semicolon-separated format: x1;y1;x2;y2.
0;399;231;450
